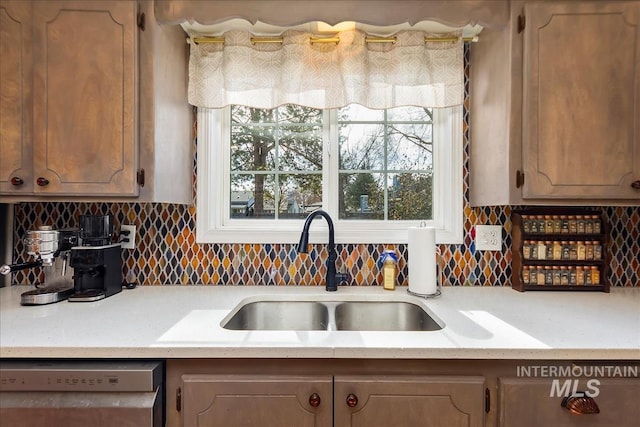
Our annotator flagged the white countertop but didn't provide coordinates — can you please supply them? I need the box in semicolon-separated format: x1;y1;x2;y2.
0;285;638;360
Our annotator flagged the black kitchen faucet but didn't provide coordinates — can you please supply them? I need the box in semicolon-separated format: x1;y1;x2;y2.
296;209;346;291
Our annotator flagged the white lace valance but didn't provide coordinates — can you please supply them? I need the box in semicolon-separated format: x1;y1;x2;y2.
188;29;464;109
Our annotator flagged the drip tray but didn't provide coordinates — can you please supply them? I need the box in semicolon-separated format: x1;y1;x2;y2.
21;284;74;306
68;289;106;302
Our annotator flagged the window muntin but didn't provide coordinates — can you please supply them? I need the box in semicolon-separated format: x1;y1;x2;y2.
230;105;324;219
337;106;433;221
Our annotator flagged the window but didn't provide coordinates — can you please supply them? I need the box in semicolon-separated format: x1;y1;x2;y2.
197;104;462;244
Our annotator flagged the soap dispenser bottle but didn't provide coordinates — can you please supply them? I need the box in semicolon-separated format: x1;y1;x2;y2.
380;250;398;290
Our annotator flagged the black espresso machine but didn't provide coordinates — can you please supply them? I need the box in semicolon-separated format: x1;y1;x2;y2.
68;214;122;302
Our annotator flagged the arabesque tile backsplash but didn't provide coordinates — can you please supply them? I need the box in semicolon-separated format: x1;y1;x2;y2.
9;202;639;288
7;43;639;288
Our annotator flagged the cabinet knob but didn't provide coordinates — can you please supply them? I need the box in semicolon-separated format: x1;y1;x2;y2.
561;394;600;415
10;177;24;186
36;177;49;187
631;180;640;190
346;393;358;408
308;393;321;407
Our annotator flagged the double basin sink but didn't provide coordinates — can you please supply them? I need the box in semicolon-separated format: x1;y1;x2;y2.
222;299;443;331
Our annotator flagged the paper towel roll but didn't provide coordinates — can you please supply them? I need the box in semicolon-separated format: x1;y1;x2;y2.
408;226;438;295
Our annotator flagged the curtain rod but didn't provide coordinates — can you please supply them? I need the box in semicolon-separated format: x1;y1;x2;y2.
190;35;478;45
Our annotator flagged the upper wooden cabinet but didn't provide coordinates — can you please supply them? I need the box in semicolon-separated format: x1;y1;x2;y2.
470;0;640;205
0;0;192;203
522;1;640;200
0;0;33;194
31;0;137;196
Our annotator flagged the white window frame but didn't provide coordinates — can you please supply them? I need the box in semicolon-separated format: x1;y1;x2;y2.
196;106;463;244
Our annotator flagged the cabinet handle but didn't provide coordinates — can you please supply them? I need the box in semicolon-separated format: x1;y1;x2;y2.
346;393;358;408
36;177;49;187
10;177;24;186
561;394;600;415
516;170;525;188
631;180;640;190
308;392;321;407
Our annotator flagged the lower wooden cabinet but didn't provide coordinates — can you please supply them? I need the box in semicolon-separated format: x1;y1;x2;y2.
167;360;639;427
334;375;485;427
175;372;485;427
181;375;332;427
499;377;640;427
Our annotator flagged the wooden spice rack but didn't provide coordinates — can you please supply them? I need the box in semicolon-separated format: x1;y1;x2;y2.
511;208;610;292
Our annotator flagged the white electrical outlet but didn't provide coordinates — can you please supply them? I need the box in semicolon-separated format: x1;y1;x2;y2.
120;225;136;250
475;225;502;251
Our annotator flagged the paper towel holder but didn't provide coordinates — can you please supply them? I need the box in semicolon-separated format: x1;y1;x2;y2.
407;233;442;299
407;280;441;299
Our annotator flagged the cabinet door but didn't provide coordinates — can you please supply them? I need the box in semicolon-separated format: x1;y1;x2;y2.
522;1;640;200
334;375;485;427
181;374;332;427
499;377;640;427
0;0;33;194
31;0;138;196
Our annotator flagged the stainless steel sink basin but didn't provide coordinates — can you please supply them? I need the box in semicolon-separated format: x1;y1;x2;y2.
335;301;442;331
222;301;329;330
222;299;443;331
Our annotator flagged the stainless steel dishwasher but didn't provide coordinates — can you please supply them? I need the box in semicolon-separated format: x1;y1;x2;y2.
0;360;164;427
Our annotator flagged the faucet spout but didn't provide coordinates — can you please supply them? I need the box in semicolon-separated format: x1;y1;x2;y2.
296;210;338;291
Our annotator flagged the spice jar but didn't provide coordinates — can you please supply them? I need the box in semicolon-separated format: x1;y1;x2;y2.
552;241;562;260
544;266;553;285
576;266;585;285
560;266;569;285
537;241;547;260
545;216;554;234
531;217;539;234
593;241;602;260
568;215;578;234
569;268;577;285
545;241;554;260
585;219;594;234
585;241;594;260
569;243;578;261
522;266;530;284
561;241;570;260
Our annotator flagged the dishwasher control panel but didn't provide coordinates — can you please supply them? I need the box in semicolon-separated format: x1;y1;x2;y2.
0;361;162;391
